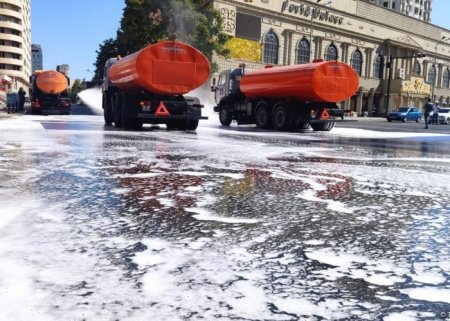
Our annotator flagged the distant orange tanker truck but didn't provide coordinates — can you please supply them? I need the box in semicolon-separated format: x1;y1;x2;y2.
30;70;71;115
211;60;359;131
102;41;210;130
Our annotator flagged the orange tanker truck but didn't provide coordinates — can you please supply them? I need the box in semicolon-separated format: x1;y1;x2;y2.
211;59;359;131
30;70;71;115
102;41;210;130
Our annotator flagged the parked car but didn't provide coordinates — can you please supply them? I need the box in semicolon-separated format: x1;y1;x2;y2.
428;108;450;124
387;107;422;122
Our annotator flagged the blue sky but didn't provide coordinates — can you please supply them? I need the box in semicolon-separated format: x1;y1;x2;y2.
31;0;125;80
31;0;450;81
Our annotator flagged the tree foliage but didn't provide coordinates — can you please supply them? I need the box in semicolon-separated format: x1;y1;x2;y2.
70;79;83;102
93;38;119;83
93;0;229;80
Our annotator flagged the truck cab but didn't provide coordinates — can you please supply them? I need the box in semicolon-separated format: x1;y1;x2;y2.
212;69;230;107
102;58;118;92
212;67;244;107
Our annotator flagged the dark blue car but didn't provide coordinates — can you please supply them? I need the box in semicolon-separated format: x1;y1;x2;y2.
387;107;422;122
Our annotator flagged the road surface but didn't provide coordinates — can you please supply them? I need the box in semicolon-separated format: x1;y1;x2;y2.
0;102;449;321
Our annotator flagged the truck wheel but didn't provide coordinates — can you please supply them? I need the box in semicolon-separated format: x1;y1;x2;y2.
166;121;178;130
113;96;122;128
175;120;199;131
219;107;232;126
325;122;335;131
255;103;272;129
121;99;142;130
272;103;294;131
103;94;113;125
298;122;310;130
186;120;199;130
104;107;113;125
311;122;335;131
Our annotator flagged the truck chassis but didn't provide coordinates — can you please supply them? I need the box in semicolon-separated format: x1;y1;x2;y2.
103;90;206;130
214;96;342;132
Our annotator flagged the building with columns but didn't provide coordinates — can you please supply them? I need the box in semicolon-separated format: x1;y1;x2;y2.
205;0;450;116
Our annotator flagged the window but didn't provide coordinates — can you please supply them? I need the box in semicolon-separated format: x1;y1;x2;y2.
415;61;421;76
443;68;450;89
427;64;437;85
351;50;363;76
374;54;384;79
263;31;278;64
297;39;310;64
325;44;338;61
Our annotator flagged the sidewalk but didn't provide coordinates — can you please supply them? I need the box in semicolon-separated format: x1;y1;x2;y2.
0;109;12;119
349;116;386;121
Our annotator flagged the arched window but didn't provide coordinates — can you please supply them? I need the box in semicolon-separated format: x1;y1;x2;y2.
373;54;384;79
297;39;310;64
263;31;278;64
414;61;421;76
351;50;363;76
325;44;338;61
427;64;437;85
443;68;450;89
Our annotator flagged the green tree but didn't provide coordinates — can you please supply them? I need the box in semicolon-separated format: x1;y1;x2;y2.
93;38;120;83
191;1;230;72
70;79;83;103
94;0;229;78
116;0;170;54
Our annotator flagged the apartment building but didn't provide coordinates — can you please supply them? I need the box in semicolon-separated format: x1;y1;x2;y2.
0;0;31;96
32;44;43;72
366;0;432;22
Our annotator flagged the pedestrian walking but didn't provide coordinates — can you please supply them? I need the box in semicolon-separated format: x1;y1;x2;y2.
432;101;440;125
423;98;433;129
18;87;25;113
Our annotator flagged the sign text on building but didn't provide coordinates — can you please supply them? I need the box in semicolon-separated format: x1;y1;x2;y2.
281;0;344;25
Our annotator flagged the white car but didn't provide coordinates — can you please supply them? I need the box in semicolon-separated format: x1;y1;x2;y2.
429;108;450;124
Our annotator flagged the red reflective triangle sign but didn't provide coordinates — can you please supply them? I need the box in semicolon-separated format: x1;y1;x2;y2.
155;102;170;116
320;109;330;120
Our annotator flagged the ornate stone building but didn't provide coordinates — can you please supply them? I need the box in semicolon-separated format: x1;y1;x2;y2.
205;0;450;116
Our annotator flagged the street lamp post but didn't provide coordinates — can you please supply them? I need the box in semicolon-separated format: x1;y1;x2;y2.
309;0;332;61
86;69;94;79
431;36;449;102
384;53;426;116
384;55;393;116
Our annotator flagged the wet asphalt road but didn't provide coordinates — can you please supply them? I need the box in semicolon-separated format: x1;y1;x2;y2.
0;106;449;321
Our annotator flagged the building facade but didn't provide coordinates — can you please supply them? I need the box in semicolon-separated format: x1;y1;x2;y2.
56;64;69;77
0;0;31;97
207;0;450;116
32;44;43;72
366;0;432;22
